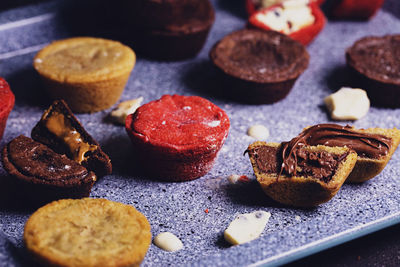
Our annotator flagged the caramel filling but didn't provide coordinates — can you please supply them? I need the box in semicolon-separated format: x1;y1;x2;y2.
45;113;97;163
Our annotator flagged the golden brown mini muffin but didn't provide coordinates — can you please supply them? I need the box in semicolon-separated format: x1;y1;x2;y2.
247;142;357;207
24;198;151;267
34;37;136;113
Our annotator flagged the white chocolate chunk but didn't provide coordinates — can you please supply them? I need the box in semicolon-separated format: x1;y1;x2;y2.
224;211;271;245
324;87;370;121
247;125;270;140
110;97;143;125
154;232;183;252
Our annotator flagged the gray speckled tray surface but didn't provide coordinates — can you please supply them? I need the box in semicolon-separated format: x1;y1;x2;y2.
1;0;400;266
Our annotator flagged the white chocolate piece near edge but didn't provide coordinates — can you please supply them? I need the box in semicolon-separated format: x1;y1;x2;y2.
224;211;271;245
247;125;270;140
154;232;183;252
324;87;370;121
110;97;143;125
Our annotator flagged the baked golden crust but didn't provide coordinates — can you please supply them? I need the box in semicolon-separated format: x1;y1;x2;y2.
346;127;400;183
24;198;151;267
33;37;136;113
248;142;357;207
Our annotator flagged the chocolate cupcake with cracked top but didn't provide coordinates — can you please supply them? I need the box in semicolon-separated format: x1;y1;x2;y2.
31;100;112;177
125;95;230;181
295;124;400;183
247;141;357;207
2;135;96;201
128;0;215;60
346;35;400;108
210;29;309;104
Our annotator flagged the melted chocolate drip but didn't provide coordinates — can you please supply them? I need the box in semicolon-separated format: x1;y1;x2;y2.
280;124;391;176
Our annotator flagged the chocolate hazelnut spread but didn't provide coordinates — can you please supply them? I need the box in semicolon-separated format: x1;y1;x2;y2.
45;112;97;164
280;124;391;176
7;135;89;181
251;145;347;183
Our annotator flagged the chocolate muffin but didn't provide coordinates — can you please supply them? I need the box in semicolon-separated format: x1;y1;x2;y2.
127;0;215;60
210;29;309;104
2;135;96;201
247;141;357;207
31;100;112;177
346;35;400;108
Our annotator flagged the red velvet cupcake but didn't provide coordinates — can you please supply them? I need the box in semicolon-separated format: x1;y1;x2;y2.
125;95;230;181
0;78;15;140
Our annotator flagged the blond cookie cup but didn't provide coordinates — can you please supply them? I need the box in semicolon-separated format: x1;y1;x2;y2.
345;128;400;183
248;142;357;207
24;198;151;267
34;37;135;113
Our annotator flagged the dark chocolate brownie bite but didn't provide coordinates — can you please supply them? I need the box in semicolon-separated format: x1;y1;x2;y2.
2;135;96;201
31;100;112;177
128;0;215;60
346;35;400;108
210;29;309;104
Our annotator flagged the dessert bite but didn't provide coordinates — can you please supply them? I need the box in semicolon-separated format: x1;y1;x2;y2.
248;0;326;45
247;141;357;207
0;78;15;141
346;35;400;108
33;37;135;113
332;0;384;20
293;124;400;183
24;198;151;267
125;95;230;181
127;0;215;60
2;135;96;200
210;29;309;104
31;100;112;177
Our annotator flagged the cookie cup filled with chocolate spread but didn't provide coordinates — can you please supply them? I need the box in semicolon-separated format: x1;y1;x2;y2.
299;124;400;183
210;29;309;104
33;37;135;113
346;35;400;108
247;142;357;207
125;95;230;181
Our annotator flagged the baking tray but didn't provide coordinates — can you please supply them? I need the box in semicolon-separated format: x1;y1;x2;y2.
1;0;400;266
